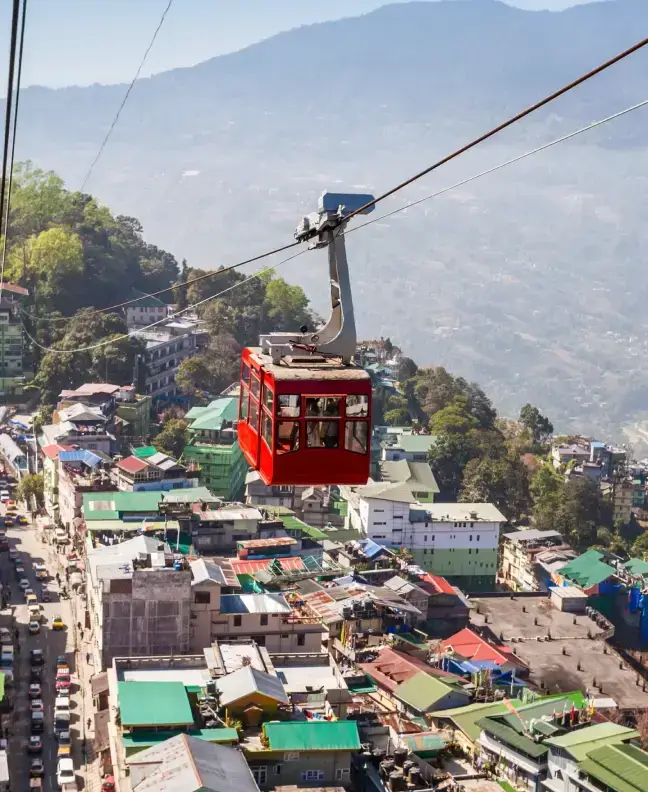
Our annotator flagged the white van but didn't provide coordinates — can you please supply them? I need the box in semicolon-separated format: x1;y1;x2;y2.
0;492;9;503
55;529;69;545
57;757;75;788
54;694;70;716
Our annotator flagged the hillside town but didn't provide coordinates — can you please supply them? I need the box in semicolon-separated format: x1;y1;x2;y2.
0;324;645;792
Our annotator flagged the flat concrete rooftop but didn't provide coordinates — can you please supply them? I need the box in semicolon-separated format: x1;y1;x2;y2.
470;595;648;709
119;667;211;687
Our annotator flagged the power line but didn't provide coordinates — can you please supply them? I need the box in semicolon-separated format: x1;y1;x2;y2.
0;0;21;256
347;96;648;237
0;0;28;304
342;34;648;223
80;0;174;192
20;238;302;323
21;248;307;355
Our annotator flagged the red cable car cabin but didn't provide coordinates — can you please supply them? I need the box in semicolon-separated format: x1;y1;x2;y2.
237;347;371;486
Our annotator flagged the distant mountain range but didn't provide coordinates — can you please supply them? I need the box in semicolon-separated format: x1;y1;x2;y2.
13;0;648;443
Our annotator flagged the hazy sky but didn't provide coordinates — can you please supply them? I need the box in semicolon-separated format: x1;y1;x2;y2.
0;0;599;89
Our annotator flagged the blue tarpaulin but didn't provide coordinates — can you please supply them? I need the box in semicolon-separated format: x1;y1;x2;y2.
58;450;102;467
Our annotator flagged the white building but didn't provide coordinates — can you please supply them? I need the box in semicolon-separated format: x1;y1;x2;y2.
344;481;506;588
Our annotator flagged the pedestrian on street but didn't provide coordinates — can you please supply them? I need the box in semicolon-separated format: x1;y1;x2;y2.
77;621;81;631
80;629;84;641
86;652;90;664
13;629;18;641
87;717;91;730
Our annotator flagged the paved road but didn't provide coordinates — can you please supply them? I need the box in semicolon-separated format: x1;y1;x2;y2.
1;510;78;792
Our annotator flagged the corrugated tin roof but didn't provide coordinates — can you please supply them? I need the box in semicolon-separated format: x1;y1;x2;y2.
217;666;288;707
219;593;291;615
394;672;465;713
580;743;648;792
133;446;158;458
557;549;616;589
59;449;103;467
264;721;360;751
117;456;150;474
431;700;522;742
544;723;639;761
477;717;549;759
190;559;228;586
117;681;193;727
123;728;238;751
402;732;447;753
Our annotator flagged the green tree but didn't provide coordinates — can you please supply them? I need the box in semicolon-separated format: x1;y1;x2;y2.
384;394;411;426
429;432;476;497
429;397;478;436
459;455;530;522
16;473;45;511
137;249;179;296
519;403;554;446
530;463;564;532
262;277;312;332
554;477;613;551
174;258;189;311
397;357;418;382
154;418;189;458
631;531;648;559
176;357;215;398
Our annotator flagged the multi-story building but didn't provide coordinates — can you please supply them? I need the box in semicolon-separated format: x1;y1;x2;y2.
57;383;151;440
0;432;28;477
0;283;31;397
114;452;194;492
139;329;198;402
500;528;570;592
379;458;439;502
179;503;263;554
124;290;170;329
42;403;114;455
183;397;248;500
344;482;506;589
57;449;115;532
381;432;435;463
86;536;192;669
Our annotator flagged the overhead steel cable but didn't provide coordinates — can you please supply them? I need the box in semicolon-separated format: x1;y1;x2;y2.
341;33;648;224
346;96;648;237
21;248;308;355
80;0;174;192
20;238;302;323
0;0;21;282
0;0;28;304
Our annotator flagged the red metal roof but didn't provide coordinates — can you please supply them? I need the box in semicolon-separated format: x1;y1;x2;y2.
116;456;150;474
359;647;462;693
439;627;528;669
419;573;455;595
2;283;28;296
41;444;74;460
230;557;306;576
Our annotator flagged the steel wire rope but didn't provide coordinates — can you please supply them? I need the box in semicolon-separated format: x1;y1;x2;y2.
341;33;648;223
0;0;28;304
345;97;648;237
20;238;302;323
80;0;175;192
21;247;308;355
0;0;22;302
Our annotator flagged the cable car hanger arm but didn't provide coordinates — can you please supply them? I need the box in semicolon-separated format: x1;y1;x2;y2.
258;191;374;365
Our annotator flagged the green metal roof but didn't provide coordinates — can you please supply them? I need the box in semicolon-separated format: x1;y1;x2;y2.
283;517;328;539
117;681;194;727
431;700;522;742
122;728;238;750
162;487;215;504
85;518;180;533
83;490;163;517
133;446;158;458
394;434;437;454
545;723;639;761
394;672;464;713
557;549;616;588
625;558;648;577
476;717;549;759
130;289;167;308
184;406;211;420
580;743;648;792
401;733;447;754
188;397;238;431
264;721;360;752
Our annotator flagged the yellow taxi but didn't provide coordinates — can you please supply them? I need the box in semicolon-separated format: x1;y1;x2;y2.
6;500;16;509
17;515;28;525
51;617;64;631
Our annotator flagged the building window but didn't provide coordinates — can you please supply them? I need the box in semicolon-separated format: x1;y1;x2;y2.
281;634;289;639
335;769;350;781
194;591;210;604
273;765;281;776
470;535;473;541
233;615;242;627
302;771;324;782
477;534;480;541
297;634;305;646
257;636;266;647
252;768;267;786
260;614;268;626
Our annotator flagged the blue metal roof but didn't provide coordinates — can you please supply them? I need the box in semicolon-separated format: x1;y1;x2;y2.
357;538;385;559
58;450;102;467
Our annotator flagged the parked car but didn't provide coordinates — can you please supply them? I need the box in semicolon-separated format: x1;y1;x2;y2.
29;758;44;778
17;515;28;526
56;655;67;668
27;736;42;753
28;683;42;699
28;621;40;636
33;565;47;580
57;730;71;757
30;649;44;666
56;674;71;693
29;777;42;792
57;758;75;788
0;628;11;645
24;587;35;599
31;712;45;734
30;667;42;682
0;491;9;503
8;548;17;561
54;695;70;715
29;699;44;713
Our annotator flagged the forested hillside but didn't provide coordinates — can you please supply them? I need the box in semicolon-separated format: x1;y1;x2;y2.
5;162;314;404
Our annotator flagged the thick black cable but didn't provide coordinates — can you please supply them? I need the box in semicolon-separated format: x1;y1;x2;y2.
80;0;174;192
0;0;21;243
21;238;302;323
343;34;648;223
0;0;28;303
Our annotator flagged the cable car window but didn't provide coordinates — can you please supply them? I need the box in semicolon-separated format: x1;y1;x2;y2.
277;421;299;454
239;386;249;421
345;421;368;454
263;384;274;412
249;399;259;431
262;413;273;450
346;394;369;418
307;421;339;449
251;374;261;399
306;397;340;417
277;395;300;418
241;363;250;384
